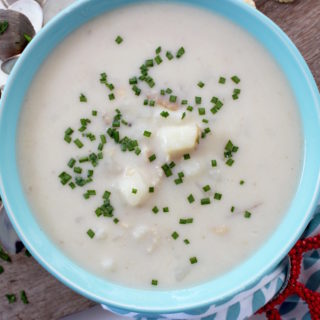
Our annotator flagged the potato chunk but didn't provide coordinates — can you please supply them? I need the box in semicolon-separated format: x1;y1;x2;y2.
158;124;200;158
118;168;148;206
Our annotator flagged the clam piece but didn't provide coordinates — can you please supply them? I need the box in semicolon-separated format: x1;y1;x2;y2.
1;54;19;74
0;9;35;60
9;0;43;33
43;0;76;25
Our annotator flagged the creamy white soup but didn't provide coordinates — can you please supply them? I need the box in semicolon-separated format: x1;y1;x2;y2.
18;3;302;288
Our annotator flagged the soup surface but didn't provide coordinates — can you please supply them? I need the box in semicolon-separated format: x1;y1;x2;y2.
18;3;302;288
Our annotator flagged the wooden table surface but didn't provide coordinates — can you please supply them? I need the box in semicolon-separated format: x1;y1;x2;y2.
1;0;319;319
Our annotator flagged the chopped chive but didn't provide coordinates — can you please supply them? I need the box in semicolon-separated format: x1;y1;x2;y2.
198;107;206;115
195;96;202;104
74;139;84;149
152;206;159;214
190;257;198;264
69;182;76;190
169;161;176;168
211;96;218;104
149;186;154;193
232;94;239;100
184;239;190;245
169;95;177;103
68;158;76;168
100;134;107;144
64;135;72;143
6;294;16;304
65;127;74;136
219;77;226;84
176;47;185;58
135;147;141;155
231;206;235;213
179;218;193;224
201;198;211;205
115;35;123;44
233;88;241;95
149;154;156;162
145;59;154;67
155;46;162;54
143;99;149;106
132;85;141;96
244;211;252;218
151;279;158;286
74;167;82;174
163;207;169;213
129;77;138;85
214;193;222;200
181;112;186;120
0;265;3;274
166;88;173;94
143;130;152;137
103;190;111;199
203;185;211;192
149;100;155;107
80;93;87;102
181;99;188;105
20;291;29;304
197;81;205;88
154;55;163;65
92;110;97;116
178;172;184;179
87;229;95;238
187;105;193;112
0;21;9;35
202;119;209;124
211;160;217;167
240;180;245;185
171;231;179;240
108;93;115;101
184;154;190;160
174;178;183;185
160;89;165;96
226;159;234;166
0;246;11;262
87;169;94;178
79;156;89;163
161;164;173;177
187;194;195;203
132;188;138;194
160;111;169;118
0;247;11;262
166;50;174;60
231;75;240;84
58;172;72;186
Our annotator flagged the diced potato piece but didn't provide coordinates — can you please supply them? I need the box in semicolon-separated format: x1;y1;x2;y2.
118;168;148;206
158;124;200;158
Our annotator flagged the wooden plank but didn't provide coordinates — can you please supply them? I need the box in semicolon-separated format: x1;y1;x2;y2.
0;252;95;320
0;1;319;319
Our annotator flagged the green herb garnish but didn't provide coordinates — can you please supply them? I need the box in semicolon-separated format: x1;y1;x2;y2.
171;231;179;240
190;257;198;264
87;229;95;238
115;35;123;44
80;93;87;102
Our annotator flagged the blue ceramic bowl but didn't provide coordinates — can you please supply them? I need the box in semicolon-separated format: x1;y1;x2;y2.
0;0;320;318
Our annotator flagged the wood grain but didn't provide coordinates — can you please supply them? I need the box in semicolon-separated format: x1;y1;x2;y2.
0;1;319;319
0;252;95;320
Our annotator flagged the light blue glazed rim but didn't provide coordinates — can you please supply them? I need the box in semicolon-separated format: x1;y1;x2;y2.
0;0;320;315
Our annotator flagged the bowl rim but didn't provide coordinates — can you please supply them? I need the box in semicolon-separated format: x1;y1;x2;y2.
0;0;320;314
